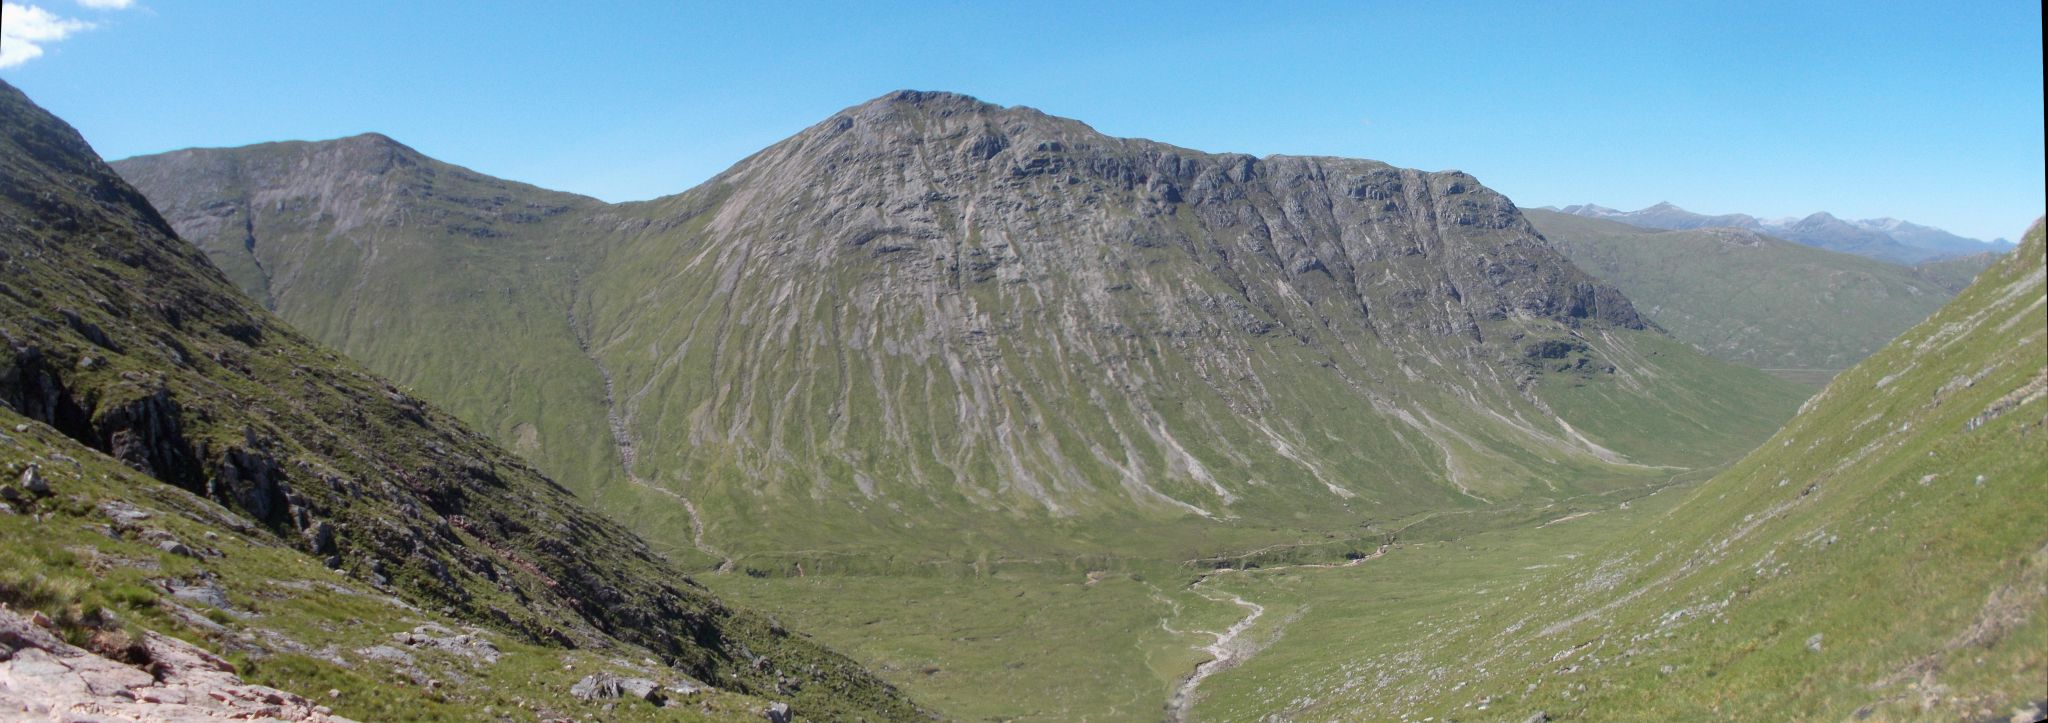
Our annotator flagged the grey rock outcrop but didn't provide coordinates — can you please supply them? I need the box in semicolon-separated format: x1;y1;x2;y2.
570;672;663;703
0;607;350;721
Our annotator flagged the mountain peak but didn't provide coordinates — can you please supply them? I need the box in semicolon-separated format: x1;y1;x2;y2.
335;131;415;152
863;88;1000;111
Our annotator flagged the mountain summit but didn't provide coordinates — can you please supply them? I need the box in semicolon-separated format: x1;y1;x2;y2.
114;90;1802;569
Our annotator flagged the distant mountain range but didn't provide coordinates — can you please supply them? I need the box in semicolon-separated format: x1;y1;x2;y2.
1550;202;2014;264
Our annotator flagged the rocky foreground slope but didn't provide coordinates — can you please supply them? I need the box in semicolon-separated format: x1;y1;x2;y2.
0;80;921;720
116;91;1806;569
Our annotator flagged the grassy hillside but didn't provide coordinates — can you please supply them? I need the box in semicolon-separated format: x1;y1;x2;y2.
1190;220;2047;720
0;80;921;720
1529;208;1954;382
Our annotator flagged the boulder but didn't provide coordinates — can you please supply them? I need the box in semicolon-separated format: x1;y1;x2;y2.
20;463;47;494
571;672;664;703
157;539;198;558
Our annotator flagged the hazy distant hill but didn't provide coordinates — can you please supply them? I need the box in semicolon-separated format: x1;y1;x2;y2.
1553;202;2014;264
1527;209;1953;382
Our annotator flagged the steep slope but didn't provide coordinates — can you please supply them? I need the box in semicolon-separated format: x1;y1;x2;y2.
1194;220;2047;720
1554;202;2013;264
1913;250;2004;293
0;80;921;719
121;91;1809;568
1526;209;1953;379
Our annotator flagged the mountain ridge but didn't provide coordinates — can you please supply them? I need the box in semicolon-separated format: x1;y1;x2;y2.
1550;201;2015;264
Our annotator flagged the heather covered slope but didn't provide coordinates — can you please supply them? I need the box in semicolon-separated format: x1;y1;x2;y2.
1192;220;2048;720
121;91;1808;570
0;80;922;720
1527;209;1954;379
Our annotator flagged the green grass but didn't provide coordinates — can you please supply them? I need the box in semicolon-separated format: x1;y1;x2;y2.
714;569;1235;721
1185;220;2048;720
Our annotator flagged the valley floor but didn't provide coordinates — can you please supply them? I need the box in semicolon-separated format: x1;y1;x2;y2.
702;475;1695;721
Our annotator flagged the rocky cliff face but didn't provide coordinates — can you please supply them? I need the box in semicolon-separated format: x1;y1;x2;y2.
0;80;922;720
116;90;1804;567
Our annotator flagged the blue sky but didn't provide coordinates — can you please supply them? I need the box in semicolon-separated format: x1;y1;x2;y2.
4;1;2042;241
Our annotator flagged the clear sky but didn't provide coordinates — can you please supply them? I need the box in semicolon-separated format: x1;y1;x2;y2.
4;1;2042;241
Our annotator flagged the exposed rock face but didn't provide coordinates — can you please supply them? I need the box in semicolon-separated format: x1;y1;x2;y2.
0;607;349;722
113;90;1803;563
572;91;1746;545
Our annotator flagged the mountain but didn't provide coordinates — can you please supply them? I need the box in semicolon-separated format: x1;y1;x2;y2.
1862;216;2015;259
0;80;922;720
114;91;1809;572
1188;220;2048;720
1552;202;2014;265
1558;201;1766;232
1525;209;1953;381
